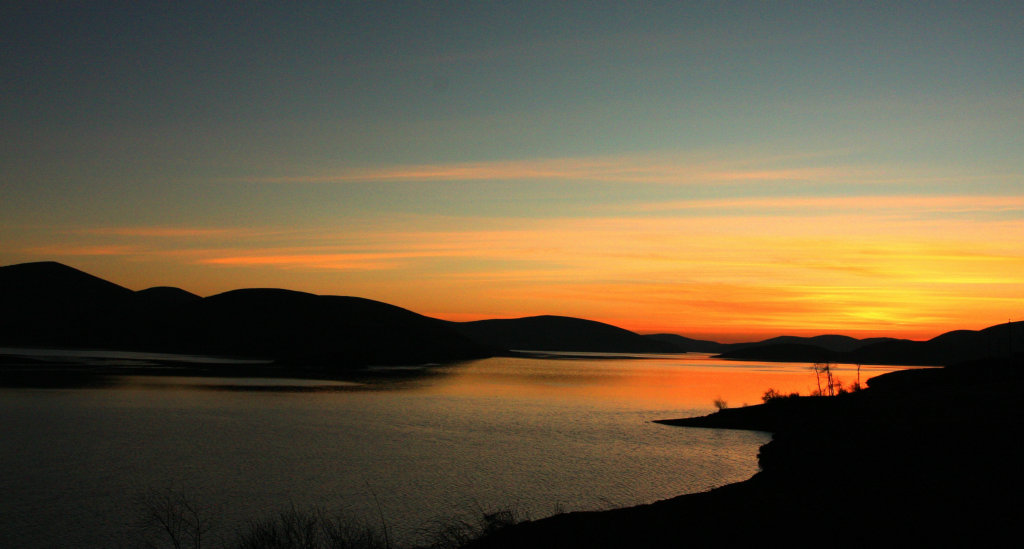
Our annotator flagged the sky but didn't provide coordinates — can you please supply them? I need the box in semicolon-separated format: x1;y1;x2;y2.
2;1;1022;342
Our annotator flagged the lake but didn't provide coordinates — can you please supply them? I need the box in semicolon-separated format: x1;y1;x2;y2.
0;350;912;548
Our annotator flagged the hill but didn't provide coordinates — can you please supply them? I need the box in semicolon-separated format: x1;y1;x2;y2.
188;289;495;366
0;261;136;349
6;260;1018;368
641;333;728;353
644;333;908;357
134;286;202;306
452;315;681;354
752;334;901;353
718;342;839;363
0;261;493;369
717;323;1023;366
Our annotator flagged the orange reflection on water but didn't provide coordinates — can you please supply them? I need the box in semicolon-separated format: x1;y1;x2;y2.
423;354;917;414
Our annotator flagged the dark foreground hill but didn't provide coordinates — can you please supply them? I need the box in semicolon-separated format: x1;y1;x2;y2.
453;315;680;354
470;357;1024;547
0;261;493;369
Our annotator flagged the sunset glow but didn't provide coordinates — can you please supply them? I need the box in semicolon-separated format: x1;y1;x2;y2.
2;3;1022;342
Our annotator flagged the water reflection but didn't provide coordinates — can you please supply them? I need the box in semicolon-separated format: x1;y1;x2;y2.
0;346;452;391
0;349;923;548
420;353;916;412
1;347;917;410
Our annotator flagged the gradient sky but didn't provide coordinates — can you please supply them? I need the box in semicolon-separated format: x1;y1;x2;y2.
2;1;1022;341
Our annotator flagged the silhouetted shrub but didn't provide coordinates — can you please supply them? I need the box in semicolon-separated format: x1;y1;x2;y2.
232;505;388;549
136;486;217;549
762;388;782;403
762;388;800;403
416;506;529;549
133;487;534;549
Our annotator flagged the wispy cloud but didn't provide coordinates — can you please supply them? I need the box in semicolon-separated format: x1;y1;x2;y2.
80;227;262;238
624;194;1024;214
24;244;141;256
15;207;1021;340
199;254;400;271
33;212;1023;282
232;154;855;185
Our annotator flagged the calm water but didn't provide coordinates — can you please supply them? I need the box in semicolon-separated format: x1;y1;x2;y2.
0;350;911;547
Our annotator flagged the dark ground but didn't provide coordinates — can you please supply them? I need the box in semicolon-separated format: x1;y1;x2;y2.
468;358;1024;547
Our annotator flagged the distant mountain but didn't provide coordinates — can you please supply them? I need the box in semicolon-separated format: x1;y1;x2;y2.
189;289;495;366
751;334;902;353
642;333;730;353
453;315;681;354
135;286;201;306
846;322;1023;366
717;323;1024;366
5;261;1018;368
719;343;840;363
0;261;493;368
643;333;909;358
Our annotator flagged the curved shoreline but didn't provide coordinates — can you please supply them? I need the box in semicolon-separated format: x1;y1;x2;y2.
5;347;1021;547
470;359;1024;547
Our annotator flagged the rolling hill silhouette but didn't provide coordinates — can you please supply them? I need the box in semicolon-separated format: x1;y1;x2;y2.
134;285;202;306
453;315;680;353
751;334;901;353
0;261;493;368
717;324;1023;366
190;289;495;366
641;333;729;353
644;333;906;355
0;261;136;349
2;261;1019;367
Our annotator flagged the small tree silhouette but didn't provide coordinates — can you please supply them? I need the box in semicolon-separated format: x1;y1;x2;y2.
762;388;783;403
812;362;842;396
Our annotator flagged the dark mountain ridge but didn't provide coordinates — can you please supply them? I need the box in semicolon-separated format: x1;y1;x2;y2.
718;322;1024;366
644;333;909;355
134;286;201;306
0;261;134;302
453;315;679;354
0;262;492;369
752;334;901;353
0;261;136;349
641;333;729;353
192;289;495;365
2;261;1018;367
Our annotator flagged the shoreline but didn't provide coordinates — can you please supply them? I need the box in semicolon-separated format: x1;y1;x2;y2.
5;346;1021;546
469;358;1024;547
0;350;461;390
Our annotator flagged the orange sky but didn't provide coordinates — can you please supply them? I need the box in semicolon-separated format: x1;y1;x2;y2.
2;4;1022;343
5;189;1021;343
